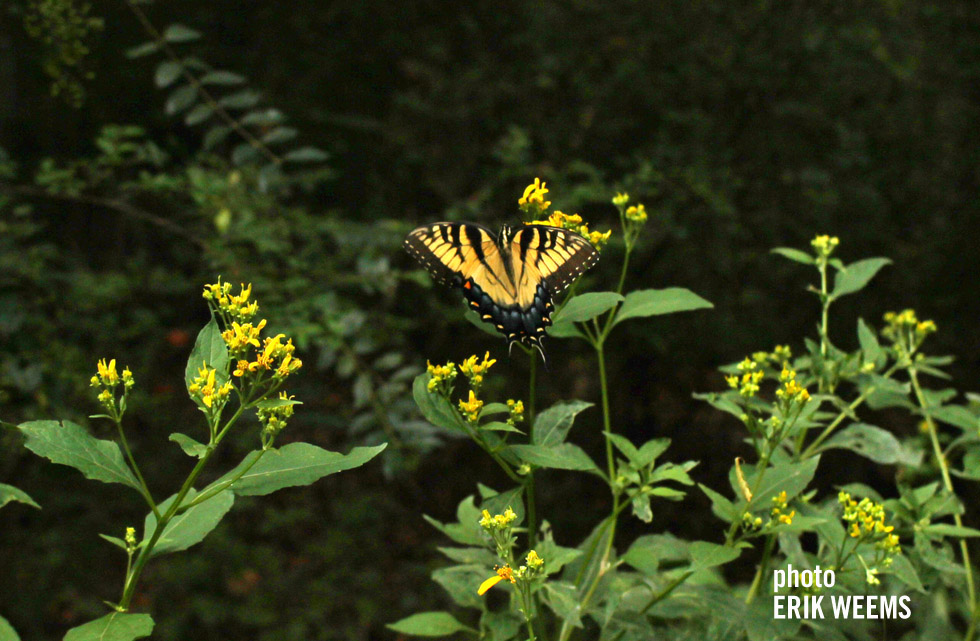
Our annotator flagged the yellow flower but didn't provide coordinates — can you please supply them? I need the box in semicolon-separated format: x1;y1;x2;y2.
612;192;630;207
625;203;648;223
518;177;551;213
588;229;613;251
97;358;119;385
222;320;266;354
204;280;260;320
779;510;796;525
811;235;840;257
506;399;525;425
478;565;516;595
458;389;483;422
526;549;544;570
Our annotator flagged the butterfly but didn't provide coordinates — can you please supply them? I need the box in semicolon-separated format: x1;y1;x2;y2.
404;222;600;361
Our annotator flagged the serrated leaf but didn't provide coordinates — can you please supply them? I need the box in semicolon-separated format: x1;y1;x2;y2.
184;316;229;390
431;565;485;608
162;24;202;42
690;541;740;569
532;400;592;446
386;612;475;637
169;433;208;459
832;258;891;298
199;71;246;85
887;553;925;592
820;423;922;466
143;488;233;557
283;146;329;163
537;539;583;576
154;61;183;88
740;457;820;513
771;247;815;265
18;420;140;490
542;582;582;628
207;443;386;496
612;287;713;326
63;613;154;641
0;483;39;510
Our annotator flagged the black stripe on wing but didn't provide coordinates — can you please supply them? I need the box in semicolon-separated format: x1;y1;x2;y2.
512;225;599;294
403;222;495;286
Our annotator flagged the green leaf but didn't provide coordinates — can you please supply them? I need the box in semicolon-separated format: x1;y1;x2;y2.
612;288;713;326
563;520;615;590
386;612;475;637
431;565;485;608
857;318;885;366
165;85;197;115
636;438;671;467
125;42;160;58
605;433;640;463
283;147;329;163
552;292;623;325
424;495;483;546
741;456;820;514
262;127;298;145
99;533;127;550
820;423;922;466
203;125;232;149
699;483;737;521
532;400;593;446
479;484;524;525
168;433;208;459
184;104;214;126
931;405;979;432
219;91;262;110
184;316;229;390
690;541;740;570
831;258;891;298
887;553;925;592
463;308;500;337
199;71;246;85
923;523;980;538
209;443;386;496
413;374;467;434
542;582;582;628
0;483;39;510
143;489;234;557
508;443;600;473
18;420;140;490
241;109;285;126
537;539;583;576
481;611;521;641
771;247;815;265
0;615;19;641
162;24;202;42
154;61;183;88
479;421;524;434
63;613;154;641
621;533;690;576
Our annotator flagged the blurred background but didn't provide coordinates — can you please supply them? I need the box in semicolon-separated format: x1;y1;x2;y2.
1;1;979;639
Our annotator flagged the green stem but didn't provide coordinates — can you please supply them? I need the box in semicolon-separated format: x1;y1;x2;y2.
177;447;269;513
909;366;977;637
115;419;159;519
118;402;247;610
745;533;776;604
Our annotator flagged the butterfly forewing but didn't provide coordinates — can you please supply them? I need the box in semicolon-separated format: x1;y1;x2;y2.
404;222;497;286
510;225;600;295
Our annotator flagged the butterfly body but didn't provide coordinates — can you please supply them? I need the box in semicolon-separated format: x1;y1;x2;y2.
404;221;599;360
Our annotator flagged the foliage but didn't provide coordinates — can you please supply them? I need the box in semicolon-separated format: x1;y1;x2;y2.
8;282;385;639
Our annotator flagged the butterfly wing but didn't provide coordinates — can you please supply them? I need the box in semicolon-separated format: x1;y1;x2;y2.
511;225;600;296
403;222;498;286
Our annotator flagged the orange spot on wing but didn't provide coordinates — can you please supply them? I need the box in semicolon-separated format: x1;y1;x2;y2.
463;280;472;290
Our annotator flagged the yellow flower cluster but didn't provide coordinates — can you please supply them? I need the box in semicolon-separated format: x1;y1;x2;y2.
479;507;517;531
518;177;551;213
811;235;840;258
477;550;545;595
839;492;900;555
612;192;630;207
426;360;457;393
188;362;233;410
202;279;259;321
528;210;612;251
257;392;296;443
882;309;936;351
771;490;796;526
625;203;648;223
726;357;764;398
506;399;525;426
771;344;792;364
776;367;811;404
460;351;497;388
223;320;266;355
459;390;484;423
90;358;135;413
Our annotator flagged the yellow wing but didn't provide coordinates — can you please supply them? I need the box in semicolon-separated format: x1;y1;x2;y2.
510;225;599;301
403;222;497;286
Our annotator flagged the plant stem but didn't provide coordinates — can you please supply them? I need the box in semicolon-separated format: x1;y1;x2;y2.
909;366;977;638
745;533;776;603
118;402;247;610
115;419;159;519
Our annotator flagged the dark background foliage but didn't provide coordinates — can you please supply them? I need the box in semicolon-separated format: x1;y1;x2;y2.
2;1;979;639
